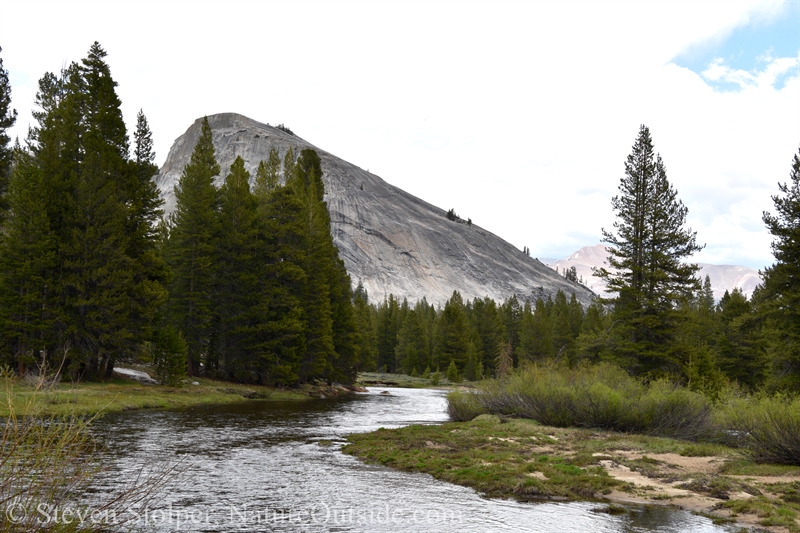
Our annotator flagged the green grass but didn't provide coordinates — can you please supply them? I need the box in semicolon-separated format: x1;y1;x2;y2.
718;497;800;532
343;416;622;501
344;414;800;531
0;376;311;417
719;459;800;477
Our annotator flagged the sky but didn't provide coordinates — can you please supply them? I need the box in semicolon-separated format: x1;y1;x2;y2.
1;0;798;269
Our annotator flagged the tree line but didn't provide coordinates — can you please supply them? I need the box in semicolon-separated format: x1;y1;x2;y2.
1;44;798;395
0;43;360;385
360;126;800;396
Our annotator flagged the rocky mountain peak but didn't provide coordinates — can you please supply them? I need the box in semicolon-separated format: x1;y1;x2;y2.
156;113;596;306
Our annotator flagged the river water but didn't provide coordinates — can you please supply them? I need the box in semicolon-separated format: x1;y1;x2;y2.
92;388;738;532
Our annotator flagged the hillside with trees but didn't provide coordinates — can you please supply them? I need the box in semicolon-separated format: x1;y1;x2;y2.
0;44;360;385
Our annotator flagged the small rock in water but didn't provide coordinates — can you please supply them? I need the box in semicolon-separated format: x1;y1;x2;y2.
380;390;391;395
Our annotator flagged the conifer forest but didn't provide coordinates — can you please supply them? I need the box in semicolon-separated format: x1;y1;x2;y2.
1;42;800;399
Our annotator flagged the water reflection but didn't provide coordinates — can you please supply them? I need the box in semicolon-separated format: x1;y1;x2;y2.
92;388;738;532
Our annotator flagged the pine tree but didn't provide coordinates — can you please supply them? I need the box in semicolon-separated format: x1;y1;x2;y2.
166;116;220;376
153;324;187;386
470;296;506;375
446;359;462;383
551;290;576;363
757;146;800;389
495;341;513;378
376;295;400;372
500;294;522;357
293;149;336;381
328;255;358;382
0;46;17;226
516;300;536;362
1;44;165;379
254;147;281;198
596;125;703;376
713;288;759;388
283;146;295;183
251;174;307;385
215;156;260;379
395;310;426;375
0;144;57;372
43;43;152;378
352;282;377;372
127;110;169;355
435;291;471;371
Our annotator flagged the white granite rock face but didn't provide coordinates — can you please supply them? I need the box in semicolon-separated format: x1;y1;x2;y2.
155;113;595;306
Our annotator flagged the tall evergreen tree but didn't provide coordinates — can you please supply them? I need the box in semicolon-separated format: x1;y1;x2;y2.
166;116;220;376
470;297;505;375
251;171;307;385
376;295;400;372
0;46;17;226
283;146;295;183
57;43;141;377
292;149;337;381
4;43;169;379
352;282;377;372
127;110;169;355
435;291;471;371
596;125;703;377
716;288;760;388
215;156;260;379
0;144;57;372
757;146;800;389
500;295;522;358
254;147;281;198
550;290;576;363
395;310;426;375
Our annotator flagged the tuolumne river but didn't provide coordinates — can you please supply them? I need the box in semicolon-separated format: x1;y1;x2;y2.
90;388;738;532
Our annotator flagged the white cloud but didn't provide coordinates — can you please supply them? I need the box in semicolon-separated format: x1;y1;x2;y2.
702;53;800;89
0;0;797;270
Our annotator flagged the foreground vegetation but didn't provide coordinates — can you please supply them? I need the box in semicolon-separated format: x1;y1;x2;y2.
0;44;361;389
346;363;800;531
0;372;313;418
0;374;179;532
449;363;800;466
345;414;800;532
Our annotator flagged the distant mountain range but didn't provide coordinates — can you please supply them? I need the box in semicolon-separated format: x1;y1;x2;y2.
155;114;595;306
545;244;762;301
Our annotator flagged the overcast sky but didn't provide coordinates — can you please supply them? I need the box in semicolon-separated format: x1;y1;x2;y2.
2;0;798;269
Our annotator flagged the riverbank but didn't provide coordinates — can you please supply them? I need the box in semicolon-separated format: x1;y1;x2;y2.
343;414;800;532
357;371;472;389
0;375;328;417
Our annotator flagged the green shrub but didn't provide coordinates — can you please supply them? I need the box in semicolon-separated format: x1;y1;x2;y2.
153;325;188;386
721;394;800;465
637;380;713;440
447;390;486;421
454;362;714;439
446;360;462;383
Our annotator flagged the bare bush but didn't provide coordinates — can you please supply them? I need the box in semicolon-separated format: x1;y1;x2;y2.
0;370;181;532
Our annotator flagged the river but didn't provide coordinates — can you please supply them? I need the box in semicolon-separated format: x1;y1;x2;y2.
91;387;738;532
